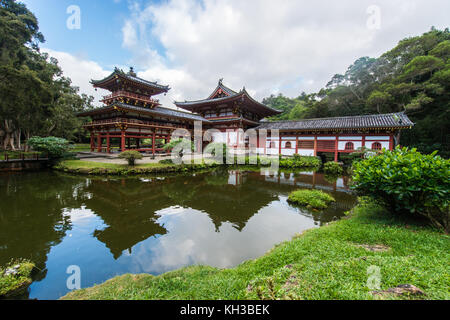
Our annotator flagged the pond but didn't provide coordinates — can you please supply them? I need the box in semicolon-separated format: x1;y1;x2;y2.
0;168;356;300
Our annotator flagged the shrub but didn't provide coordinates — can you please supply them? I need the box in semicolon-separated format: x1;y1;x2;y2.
163;139;194;158
323;161;343;175
159;159;173;165
27;136;71;159
279;154;321;168
288;189;335;210
204;142;229;163
352;147;450;231
118;150;143;166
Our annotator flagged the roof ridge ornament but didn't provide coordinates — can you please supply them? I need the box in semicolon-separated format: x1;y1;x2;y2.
219;78;224;85
128;67;137;77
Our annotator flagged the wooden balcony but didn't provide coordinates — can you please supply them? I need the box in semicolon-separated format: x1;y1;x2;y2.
101;90;160;106
83;117;188;130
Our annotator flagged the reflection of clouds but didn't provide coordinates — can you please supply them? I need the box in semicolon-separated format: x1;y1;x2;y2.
123;200;316;275
156;206;187;216
63;207;97;225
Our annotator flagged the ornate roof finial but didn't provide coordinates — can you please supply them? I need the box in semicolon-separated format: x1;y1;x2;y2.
128;67;136;77
219;78;224;85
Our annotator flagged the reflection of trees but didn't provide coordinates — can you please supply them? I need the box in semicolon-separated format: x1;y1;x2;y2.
0;169;357;280
82;178;171;259
185;174;278;231
0;172;83;286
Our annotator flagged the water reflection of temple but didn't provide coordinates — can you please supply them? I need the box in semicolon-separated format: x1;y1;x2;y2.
81;172;279;258
260;169;352;193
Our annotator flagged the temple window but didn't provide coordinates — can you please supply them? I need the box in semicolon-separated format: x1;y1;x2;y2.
345;142;354;150
372;142;382;150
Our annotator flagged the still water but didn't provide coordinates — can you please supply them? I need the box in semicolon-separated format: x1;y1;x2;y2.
0;168;356;300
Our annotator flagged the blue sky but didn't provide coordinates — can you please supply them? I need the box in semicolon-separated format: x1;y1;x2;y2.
19;1;450;108
22;0;137;69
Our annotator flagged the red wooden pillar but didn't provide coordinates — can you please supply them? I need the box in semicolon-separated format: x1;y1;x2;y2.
97;134;102;153
90;132;95;152
362;134;366;149
389;134;394;151
295;134;299;154
279;135;282;156
121;130;126;152
106;133;110;154
152;133;156;156
314;135;318;157
334;135;338;162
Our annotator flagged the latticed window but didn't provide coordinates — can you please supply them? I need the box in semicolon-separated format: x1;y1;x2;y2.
269;142;276;148
298;141;314;149
372;142;382;150
345;142;354;150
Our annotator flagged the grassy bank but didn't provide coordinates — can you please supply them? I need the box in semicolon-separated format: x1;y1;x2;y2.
62;199;449;300
54;154;321;176
0;260;35;298
54;160;221;175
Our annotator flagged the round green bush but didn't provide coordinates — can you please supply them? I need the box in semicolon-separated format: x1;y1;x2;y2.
288;189;335;210
323;161;343;175
118;150;143;166
352;147;450;231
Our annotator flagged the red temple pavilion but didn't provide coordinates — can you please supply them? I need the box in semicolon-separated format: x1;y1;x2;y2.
79;69;414;160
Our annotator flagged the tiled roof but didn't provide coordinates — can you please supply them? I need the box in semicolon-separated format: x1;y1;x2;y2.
256;113;414;131
91;68;170;92
175;87;282;116
207;80;238;99
78;102;209;122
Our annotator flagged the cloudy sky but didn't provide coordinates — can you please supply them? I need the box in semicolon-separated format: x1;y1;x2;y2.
22;0;450;107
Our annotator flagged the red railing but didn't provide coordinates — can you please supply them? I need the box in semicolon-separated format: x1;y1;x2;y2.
102;90;160;105
84;118;187;129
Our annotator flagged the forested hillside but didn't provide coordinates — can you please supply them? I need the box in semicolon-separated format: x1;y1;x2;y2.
264;28;450;157
0;0;93;151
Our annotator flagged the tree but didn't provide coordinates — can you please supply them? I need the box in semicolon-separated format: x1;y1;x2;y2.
0;1;94;151
118;150;143;166
27;136;70;159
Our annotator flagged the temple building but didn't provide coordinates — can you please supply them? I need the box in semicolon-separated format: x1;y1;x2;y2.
79;68;414;161
175;79;282;147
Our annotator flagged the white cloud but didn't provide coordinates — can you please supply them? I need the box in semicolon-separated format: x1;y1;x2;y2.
43;48;111;106
120;0;450;107
44;0;450;110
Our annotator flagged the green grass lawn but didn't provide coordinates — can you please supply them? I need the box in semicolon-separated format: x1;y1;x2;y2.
71;144;91;152
0;150;42;160
61;199;450;300
54;159;219;175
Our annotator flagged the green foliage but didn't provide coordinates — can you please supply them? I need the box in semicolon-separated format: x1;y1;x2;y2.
118;150;143;166
323;161;343;175
266;28;450;157
0;259;35;297
204;142;229;163
279;154;321;168
27;136;70;158
163;139;194;158
159;159;174;165
288;189;335;210
352;147;450;231
0;1;94;151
